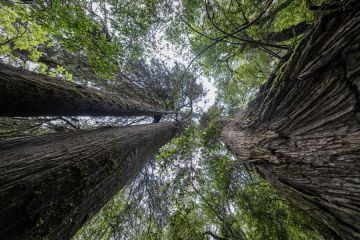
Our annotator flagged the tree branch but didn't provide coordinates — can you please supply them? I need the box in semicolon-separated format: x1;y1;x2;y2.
264;21;310;43
203;230;230;240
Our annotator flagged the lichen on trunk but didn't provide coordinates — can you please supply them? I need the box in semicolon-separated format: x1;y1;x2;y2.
220;1;360;239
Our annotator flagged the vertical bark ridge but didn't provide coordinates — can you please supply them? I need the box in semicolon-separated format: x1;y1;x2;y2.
0;62;168;117
221;1;360;239
0;122;177;239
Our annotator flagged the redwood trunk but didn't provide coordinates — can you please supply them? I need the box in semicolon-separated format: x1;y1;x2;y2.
0;62;166;117
221;2;360;239
0;122;177;239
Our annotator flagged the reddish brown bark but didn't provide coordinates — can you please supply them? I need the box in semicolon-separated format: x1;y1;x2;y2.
0;122;177;240
221;2;360;239
0;62;167;117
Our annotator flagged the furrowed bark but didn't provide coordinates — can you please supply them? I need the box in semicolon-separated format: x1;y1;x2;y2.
221;1;360;239
0;62;168;117
0;122;177;240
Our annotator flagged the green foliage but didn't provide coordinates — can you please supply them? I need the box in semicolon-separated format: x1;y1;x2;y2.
0;1;329;239
1;0;171;82
167;204;205;240
0;5;48;54
0;3;74;81
237;178;320;240
165;0;322;114
195;141;321;240
26;1;119;79
200;105;231;148
156;126;201;168
75;126;321;240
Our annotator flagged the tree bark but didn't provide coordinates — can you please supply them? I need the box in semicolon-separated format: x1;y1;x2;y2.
264;21;310;43
221;1;360;239
0;122;177;240
0;62;167;117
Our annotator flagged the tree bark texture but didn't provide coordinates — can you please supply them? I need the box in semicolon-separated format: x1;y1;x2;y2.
0;62;166;117
0;122;177;239
221;2;360;239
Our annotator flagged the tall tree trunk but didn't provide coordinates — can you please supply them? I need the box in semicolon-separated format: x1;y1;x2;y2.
0;62;167;117
0;122;177;240
221;2;360;239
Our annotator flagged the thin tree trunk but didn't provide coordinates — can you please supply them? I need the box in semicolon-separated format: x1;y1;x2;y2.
0;62;167;117
221;2;360;239
0;122;177;240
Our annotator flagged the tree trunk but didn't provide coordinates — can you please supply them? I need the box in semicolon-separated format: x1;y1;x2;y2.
221;2;360;239
0;122;177;240
0;62;167;117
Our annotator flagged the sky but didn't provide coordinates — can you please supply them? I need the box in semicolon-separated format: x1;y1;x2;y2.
199;76;216;110
91;1;217;111
154;32;217;111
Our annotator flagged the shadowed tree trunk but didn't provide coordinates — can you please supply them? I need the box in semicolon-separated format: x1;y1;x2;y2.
0;122;177;240
221;2;360;239
0;62;167;117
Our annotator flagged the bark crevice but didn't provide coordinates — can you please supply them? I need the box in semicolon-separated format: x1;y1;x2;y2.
0;63;167;117
221;1;360;239
0;123;177;240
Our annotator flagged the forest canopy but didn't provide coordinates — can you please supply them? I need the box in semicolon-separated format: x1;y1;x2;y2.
0;0;359;240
